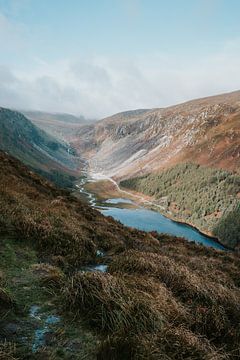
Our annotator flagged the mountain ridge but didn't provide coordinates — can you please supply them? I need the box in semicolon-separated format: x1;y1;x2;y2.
71;90;240;179
0;107;80;187
21;110;94;142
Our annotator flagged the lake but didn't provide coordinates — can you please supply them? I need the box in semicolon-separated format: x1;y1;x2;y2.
78;180;226;251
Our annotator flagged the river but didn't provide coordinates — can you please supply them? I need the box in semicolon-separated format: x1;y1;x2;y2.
77;174;226;251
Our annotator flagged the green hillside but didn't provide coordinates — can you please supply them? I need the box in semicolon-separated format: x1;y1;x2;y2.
0;107;78;187
120;163;240;248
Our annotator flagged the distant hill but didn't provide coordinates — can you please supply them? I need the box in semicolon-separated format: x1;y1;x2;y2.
0;107;79;187
73;90;240;178
22;110;95;142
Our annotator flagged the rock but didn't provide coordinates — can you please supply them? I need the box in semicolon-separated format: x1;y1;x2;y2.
5;322;19;335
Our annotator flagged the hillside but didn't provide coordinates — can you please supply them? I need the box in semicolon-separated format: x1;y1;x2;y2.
121;163;240;249
22;110;94;142
0;107;80;187
72;90;240;179
1;151;240;359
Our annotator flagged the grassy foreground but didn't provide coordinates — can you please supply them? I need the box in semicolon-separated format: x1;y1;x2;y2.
1;151;240;359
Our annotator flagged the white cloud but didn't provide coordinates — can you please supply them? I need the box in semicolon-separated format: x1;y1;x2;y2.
0;40;240;118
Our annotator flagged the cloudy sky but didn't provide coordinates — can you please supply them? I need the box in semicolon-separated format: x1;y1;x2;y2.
0;0;240;118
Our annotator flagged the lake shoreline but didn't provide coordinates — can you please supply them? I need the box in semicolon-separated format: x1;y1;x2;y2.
118;185;231;251
76;174;228;251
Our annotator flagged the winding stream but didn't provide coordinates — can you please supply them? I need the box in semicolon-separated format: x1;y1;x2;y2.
77;174;226;251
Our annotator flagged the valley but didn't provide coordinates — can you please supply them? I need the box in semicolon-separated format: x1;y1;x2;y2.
0;90;240;359
1;151;240;359
72;90;240;179
1;2;240;359
69;91;240;250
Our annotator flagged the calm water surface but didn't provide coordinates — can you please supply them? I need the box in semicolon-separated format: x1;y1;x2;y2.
100;204;225;250
79;178;225;251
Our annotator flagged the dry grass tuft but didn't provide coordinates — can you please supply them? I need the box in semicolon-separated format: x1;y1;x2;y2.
0;341;18;360
97;326;228;360
63;246;240;358
31;263;65;288
63;271;185;334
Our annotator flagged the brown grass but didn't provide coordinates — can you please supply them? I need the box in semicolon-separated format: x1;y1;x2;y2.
63;244;240;359
1;152;240;358
0;152;162;268
31;263;64;288
64;272;172;333
0;341;18;360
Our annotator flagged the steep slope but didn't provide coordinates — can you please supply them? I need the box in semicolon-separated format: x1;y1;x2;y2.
1;151;240;359
72;90;240;179
22;110;94;142
0;107;79;186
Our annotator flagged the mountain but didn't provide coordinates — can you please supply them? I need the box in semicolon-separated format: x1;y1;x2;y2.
72;90;240;179
1;150;240;359
70;90;240;248
0;107;79;187
22;110;95;142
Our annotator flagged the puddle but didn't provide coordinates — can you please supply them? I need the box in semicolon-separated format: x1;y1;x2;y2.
96;250;105;257
81;264;108;273
45;315;60;325
29;305;60;353
29;305;41;320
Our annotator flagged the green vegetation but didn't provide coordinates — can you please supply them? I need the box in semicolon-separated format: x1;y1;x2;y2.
1;152;240;359
0;107;78;187
0;234;98;359
120;163;240;248
34;167;77;188
213;203;240;248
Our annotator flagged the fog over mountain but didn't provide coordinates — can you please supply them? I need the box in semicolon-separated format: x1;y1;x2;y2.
1;1;240;118
1;49;240;118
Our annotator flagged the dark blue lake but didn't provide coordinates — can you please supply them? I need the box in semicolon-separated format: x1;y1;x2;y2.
100;203;225;250
78;179;225;251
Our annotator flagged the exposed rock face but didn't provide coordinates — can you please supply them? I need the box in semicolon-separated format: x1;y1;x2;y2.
72;91;240;179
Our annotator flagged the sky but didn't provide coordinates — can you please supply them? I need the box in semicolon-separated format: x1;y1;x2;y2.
0;0;240;118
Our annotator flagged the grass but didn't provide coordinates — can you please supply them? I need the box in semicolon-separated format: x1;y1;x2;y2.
0;341;18;360
1;151;240;359
0;235;99;359
64;239;240;359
